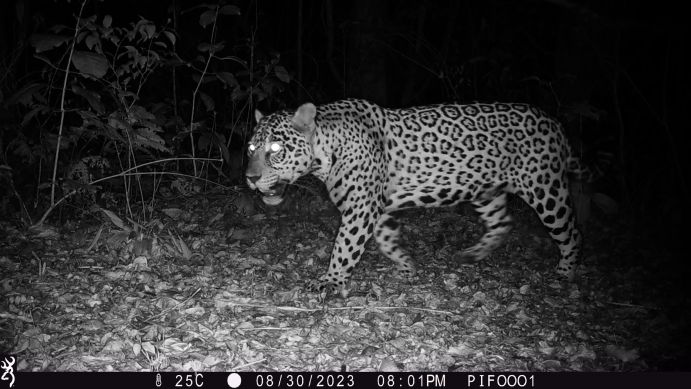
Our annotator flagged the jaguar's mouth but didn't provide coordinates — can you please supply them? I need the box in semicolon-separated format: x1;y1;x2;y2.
259;183;287;205
262;195;283;206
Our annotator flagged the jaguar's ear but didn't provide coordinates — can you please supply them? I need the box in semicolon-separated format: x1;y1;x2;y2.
254;109;264;123
292;103;317;134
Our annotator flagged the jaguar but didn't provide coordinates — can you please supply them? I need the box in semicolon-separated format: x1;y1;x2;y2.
246;99;587;292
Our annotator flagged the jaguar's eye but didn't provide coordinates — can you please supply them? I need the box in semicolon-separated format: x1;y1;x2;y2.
248;144;256;152
270;143;282;153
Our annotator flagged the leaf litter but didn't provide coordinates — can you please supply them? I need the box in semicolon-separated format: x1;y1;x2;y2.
0;190;688;372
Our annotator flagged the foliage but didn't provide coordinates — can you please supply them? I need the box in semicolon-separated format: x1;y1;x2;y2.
182;3;291;177
2;13;175;216
0;1;292;222
15;14;174;155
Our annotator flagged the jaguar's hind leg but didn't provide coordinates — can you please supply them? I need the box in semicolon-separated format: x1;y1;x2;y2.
519;180;581;281
374;212;416;278
457;193;513;262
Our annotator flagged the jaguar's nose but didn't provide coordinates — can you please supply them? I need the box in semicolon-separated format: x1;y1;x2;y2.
247;175;261;184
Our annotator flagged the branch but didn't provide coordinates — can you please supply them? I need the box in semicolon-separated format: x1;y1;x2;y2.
50;0;88;206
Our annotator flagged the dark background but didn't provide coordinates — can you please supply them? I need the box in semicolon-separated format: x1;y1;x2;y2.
0;1;688;263
1;0;690;372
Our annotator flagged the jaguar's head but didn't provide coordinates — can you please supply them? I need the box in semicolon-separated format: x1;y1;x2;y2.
246;103;317;205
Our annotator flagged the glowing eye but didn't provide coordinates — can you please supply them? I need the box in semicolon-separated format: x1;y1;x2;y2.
270;143;282;153
248;144;256;152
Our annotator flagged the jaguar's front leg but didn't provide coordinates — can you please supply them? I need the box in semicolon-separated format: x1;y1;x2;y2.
309;211;376;294
374;212;416;278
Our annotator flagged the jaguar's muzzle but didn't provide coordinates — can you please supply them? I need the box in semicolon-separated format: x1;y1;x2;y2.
258;182;287;205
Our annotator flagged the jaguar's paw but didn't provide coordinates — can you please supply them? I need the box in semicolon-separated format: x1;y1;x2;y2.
307;276;345;295
454;248;483;263
394;266;416;279
555;264;576;282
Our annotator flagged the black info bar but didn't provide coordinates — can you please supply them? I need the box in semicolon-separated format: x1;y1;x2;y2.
3;372;690;389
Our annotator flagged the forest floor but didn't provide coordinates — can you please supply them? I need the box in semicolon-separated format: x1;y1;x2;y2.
0;186;689;372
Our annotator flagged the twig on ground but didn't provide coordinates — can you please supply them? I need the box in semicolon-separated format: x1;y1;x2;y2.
218;301;457;316
144;288;201;322
232;358;267;370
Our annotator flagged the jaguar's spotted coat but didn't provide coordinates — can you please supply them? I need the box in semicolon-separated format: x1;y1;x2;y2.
247;99;584;292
